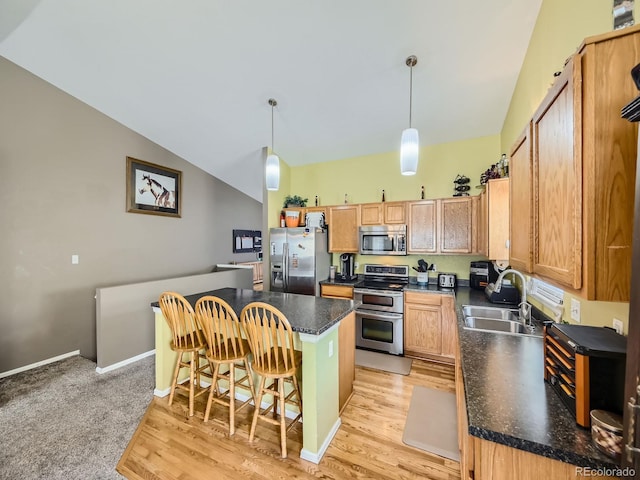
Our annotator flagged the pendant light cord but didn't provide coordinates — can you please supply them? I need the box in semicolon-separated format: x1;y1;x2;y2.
269;98;277;153
409;64;413;128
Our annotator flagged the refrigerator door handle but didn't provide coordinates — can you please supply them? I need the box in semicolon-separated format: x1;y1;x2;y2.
283;242;289;292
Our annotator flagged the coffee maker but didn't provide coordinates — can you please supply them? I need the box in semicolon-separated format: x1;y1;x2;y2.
339;253;357;281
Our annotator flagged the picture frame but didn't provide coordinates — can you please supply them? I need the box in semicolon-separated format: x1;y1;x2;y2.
126;156;182;217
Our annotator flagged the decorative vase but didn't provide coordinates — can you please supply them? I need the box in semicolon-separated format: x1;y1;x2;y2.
285;211;300;227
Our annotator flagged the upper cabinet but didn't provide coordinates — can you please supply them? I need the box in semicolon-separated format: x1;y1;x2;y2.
407;200;437;253
511;27;639;300
532;54;583;290
328;204;361;253
440;197;475;254
360;202;406;225
509;124;533;272
477;178;510;261
408;197;476;254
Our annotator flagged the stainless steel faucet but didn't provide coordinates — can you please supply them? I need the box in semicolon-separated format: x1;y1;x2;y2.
494;269;531;326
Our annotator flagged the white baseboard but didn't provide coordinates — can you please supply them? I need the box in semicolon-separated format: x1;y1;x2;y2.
300;417;342;464
95;349;155;374
0;350;80;379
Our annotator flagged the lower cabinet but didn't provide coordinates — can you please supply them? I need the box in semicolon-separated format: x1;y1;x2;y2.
338;311;355;413
403;291;456;362
321;284;355;412
320;284;354;300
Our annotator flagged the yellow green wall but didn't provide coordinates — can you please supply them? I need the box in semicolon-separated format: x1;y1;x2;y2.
290;134;500;205
282;135;500;279
501;0;632;332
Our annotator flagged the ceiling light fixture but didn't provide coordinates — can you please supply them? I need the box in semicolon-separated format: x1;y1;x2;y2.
265;98;280;191
401;55;419;176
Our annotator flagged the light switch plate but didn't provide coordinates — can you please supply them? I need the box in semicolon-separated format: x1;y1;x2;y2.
570;298;580;323
71;254;79;265
613;318;623;335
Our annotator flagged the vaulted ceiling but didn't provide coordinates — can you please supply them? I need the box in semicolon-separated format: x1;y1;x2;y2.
0;0;542;201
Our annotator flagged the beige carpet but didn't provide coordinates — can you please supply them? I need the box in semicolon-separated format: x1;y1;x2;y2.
354;349;413;375
402;385;460;461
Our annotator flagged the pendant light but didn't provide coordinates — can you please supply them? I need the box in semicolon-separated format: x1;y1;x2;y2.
401;55;419;176
265;98;280;191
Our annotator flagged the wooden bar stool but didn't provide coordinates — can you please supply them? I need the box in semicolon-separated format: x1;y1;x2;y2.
158;291;211;417
195;295;256;435
240;302;302;458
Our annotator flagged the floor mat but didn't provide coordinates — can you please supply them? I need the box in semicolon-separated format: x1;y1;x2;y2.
402;385;460;461
354;349;412;375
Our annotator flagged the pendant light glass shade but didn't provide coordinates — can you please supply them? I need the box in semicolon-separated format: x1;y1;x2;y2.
401;127;419;175
266;98;280;191
265;153;280;191
400;55;419;176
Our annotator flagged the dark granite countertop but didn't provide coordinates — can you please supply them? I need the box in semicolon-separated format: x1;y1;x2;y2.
151;288;356;336
319;276;362;287
451;287;618;470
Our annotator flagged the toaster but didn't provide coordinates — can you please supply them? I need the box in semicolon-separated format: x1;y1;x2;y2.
438;273;457;288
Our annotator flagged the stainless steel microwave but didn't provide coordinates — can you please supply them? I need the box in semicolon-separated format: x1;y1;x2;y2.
359;225;407;255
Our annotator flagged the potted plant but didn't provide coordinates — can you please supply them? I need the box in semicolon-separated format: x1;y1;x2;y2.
282;195;308;227
283;195;308;208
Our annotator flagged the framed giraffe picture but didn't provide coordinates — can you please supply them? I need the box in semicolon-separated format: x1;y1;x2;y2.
126;156;182;217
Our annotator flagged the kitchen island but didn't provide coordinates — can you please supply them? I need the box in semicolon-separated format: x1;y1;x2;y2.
151;287;357;464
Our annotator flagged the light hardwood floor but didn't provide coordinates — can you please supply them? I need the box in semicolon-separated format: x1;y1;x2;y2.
117;359;460;480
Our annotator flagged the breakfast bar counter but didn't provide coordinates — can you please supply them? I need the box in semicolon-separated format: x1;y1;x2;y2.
151;287;357;464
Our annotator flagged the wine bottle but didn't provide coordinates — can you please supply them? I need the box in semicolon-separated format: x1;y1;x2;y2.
315;195;318;206
421;186;425;199
382;190;386;202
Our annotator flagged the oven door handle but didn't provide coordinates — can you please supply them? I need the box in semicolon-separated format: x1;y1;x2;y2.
357;310;403;321
354;289;404;297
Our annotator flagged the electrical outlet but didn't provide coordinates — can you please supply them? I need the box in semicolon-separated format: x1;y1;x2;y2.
570;298;581;323
71;254;79;265
354;262;359;269
613;318;623;335
328;340;334;357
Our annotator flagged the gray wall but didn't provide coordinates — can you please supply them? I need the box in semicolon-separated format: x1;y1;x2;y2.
0;56;262;372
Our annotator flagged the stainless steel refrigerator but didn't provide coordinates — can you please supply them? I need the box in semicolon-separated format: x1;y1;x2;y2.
269;227;330;296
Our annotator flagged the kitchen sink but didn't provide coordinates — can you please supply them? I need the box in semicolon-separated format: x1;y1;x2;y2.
462;305;519;321
464;317;530;334
461;305;539;336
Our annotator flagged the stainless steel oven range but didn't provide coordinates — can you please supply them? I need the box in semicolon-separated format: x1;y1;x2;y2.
353;264;409;355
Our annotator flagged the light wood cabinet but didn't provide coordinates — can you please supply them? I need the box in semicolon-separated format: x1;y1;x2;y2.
407;201;438;253
512;28;638;300
383;202;406;224
509;123;533;272
408;198;476;254
328;205;360;253
477;179;509;261
440;197;474;253
360;203;383;225
531;54;582;290
320;284;354;299
403;291;456;362
360;202;406;225
338;311;355;413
